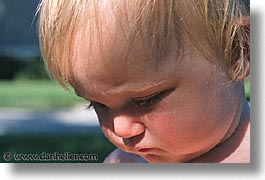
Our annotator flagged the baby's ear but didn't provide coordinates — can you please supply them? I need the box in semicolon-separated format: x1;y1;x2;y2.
229;16;250;81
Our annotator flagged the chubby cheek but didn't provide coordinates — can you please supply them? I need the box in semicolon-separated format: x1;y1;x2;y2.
146;102;231;154
145;111;199;152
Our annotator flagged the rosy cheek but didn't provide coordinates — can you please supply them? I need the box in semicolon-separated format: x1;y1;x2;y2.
144;107;177;125
144;111;177;133
144;108;196;143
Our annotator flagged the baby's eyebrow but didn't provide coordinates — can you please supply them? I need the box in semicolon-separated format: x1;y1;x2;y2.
127;83;169;98
73;77;174;103
113;78;175;98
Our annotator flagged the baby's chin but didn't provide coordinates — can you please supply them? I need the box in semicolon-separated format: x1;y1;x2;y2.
140;154;179;163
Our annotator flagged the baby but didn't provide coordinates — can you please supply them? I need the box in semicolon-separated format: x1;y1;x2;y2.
38;0;250;163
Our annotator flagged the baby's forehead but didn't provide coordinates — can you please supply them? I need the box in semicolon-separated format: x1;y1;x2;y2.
70;2;187;92
40;0;248;88
73;0;188;61
69;0;208;86
71;21;178;93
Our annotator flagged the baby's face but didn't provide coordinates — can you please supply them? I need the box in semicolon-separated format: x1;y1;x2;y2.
69;16;242;163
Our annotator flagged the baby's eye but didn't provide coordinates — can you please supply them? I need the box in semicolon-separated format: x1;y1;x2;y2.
132;90;169;108
132;87;176;108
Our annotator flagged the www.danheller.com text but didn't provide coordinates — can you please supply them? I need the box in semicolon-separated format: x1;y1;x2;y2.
2;152;98;162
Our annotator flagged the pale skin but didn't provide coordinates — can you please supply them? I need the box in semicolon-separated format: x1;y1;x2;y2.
68;8;250;163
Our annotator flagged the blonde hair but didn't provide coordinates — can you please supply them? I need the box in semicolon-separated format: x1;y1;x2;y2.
38;0;250;88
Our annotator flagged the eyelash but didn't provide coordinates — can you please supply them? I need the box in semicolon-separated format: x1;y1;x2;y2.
86;88;173;110
132;91;165;108
87;101;106;111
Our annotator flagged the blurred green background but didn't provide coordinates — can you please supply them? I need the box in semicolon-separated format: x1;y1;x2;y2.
0;57;116;163
0;0;115;162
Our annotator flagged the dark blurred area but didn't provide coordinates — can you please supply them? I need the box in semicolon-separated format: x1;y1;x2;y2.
0;0;47;80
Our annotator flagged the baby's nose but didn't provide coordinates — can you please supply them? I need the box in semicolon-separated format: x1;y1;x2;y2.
113;114;145;139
